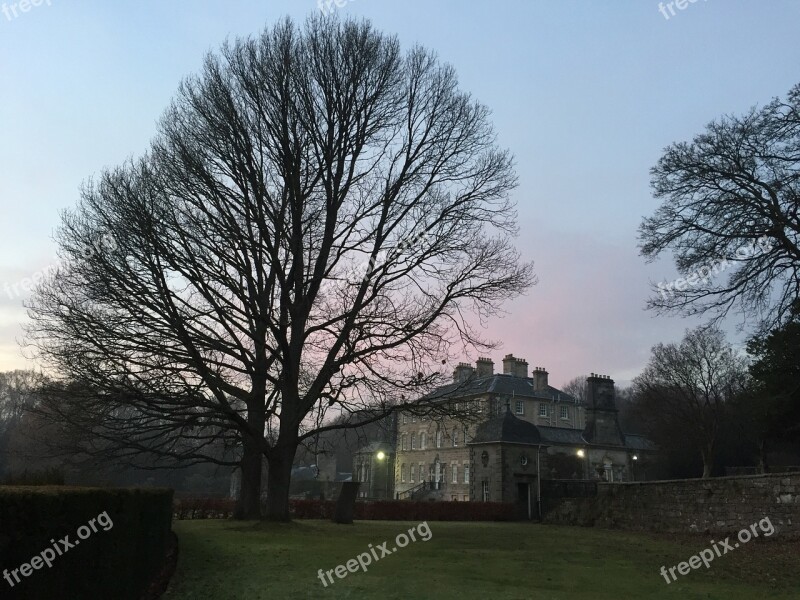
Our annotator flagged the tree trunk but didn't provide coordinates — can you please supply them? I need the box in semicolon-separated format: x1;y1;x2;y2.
757;438;769;474
700;444;714;479
234;434;263;519
264;443;297;521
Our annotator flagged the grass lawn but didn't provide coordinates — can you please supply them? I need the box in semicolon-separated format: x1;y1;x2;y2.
164;519;800;599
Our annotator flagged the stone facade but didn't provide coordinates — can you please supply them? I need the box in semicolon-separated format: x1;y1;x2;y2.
542;473;800;539
393;356;654;504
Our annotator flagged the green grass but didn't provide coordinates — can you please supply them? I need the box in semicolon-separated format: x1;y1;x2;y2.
164;519;800;599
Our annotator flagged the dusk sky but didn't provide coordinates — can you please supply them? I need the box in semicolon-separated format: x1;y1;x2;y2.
1;0;798;387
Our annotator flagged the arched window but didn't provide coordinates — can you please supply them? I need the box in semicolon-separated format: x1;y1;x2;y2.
400;463;406;483
411;433;416;450
436;430;442;448
420;432;427;450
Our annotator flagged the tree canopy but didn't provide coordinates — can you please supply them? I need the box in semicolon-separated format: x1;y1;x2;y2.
25;16;534;519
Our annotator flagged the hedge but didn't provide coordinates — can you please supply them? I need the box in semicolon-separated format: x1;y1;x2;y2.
292;499;516;521
174;496;514;521
0;486;173;600
173;496;236;520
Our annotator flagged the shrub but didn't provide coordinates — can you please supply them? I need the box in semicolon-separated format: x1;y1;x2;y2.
0;486;173;600
1;468;65;486
173;496;236;520
171;496;516;522
290;498;515;521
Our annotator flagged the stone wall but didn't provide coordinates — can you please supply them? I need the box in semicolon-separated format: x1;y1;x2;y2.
542;473;800;538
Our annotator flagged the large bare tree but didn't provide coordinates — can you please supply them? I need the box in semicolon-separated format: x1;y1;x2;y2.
639;81;800;332
25;16;534;519
633;325;748;478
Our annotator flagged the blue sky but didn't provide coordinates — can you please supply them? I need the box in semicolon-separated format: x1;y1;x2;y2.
1;0;798;385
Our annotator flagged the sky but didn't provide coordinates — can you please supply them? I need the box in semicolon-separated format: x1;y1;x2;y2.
1;0;798;387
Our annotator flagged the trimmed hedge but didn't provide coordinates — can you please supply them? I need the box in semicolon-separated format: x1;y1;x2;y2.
292;499;516;521
173;496;236;520
0;486;173;600
172;496;516;521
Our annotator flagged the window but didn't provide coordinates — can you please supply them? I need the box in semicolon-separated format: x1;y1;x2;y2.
538;403;549;418
401;435;407;451
515;399;524;415
482;480;489;502
452;465;458;483
411;415;416;423
463;427;469;444
419;464;425;482
436;430;442;448
464;465;470;484
560;405;570;420
409;464;414;483
463;495;469;502
400;464;406;483
402;413;408;425
453;431;459;447
420;432;427;450
411;433;416;450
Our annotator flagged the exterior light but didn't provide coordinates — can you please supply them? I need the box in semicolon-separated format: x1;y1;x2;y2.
376;451;386;460
632;454;638;461
576;449;585;458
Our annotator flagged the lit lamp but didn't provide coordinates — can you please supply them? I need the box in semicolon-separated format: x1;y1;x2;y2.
576;449;587;479
376;450;389;499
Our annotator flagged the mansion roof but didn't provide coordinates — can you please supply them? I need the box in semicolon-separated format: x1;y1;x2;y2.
467;409;655;452
422;373;579;404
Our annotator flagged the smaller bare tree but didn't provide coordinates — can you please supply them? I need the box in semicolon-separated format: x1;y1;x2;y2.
633;325;749;478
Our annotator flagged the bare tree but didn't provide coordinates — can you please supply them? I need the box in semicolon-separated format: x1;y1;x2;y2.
633;325;748;478
0;371;46;479
639;81;800;332
561;376;587;405
25;16;534;519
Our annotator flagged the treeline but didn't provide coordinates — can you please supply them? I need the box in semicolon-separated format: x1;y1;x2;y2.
0;371;231;495
613;311;800;479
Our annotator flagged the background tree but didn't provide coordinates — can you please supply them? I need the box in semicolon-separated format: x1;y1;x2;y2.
25;16;534;519
633;325;748;478
639;81;800;331
0;370;45;480
739;301;800;471
560;376;587;405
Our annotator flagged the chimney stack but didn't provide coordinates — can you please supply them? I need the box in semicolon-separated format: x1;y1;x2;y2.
532;367;549;391
502;354;529;378
453;362;475;383
475;357;494;378
583;373;624;446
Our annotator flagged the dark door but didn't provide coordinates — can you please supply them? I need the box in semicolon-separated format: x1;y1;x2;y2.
516;482;531;520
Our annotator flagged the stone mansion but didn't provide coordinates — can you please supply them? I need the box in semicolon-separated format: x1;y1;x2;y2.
390;354;653;510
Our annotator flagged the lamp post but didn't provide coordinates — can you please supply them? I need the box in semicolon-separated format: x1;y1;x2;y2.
576;448;589;479
376;451;389;499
